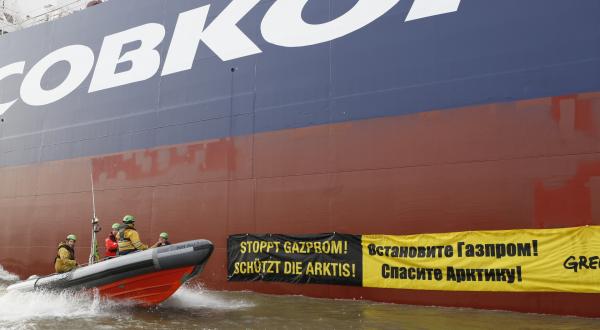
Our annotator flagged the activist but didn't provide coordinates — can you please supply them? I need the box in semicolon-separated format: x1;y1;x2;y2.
54;234;78;273
117;215;148;255
104;223;119;258
151;232;171;248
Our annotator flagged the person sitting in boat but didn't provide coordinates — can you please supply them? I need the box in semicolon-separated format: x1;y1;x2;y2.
151;232;171;248
117;215;148;256
104;223;119;258
54;234;78;273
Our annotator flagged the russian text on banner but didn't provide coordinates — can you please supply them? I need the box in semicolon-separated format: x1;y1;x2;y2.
362;226;600;292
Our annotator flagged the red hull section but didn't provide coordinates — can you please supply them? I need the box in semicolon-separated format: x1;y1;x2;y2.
97;266;195;305
2;92;600;316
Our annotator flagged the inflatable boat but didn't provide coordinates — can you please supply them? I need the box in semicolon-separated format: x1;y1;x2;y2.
7;239;213;305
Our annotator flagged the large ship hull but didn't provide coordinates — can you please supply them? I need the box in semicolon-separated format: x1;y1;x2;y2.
0;0;599;317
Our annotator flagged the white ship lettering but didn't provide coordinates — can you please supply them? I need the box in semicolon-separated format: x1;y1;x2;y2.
0;0;461;115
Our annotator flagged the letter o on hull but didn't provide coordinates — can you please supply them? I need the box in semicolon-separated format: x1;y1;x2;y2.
261;0;400;47
21;45;95;106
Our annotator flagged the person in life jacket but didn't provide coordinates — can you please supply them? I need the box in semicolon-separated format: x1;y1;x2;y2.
151;232;171;248
54;234;78;273
116;215;148;255
104;223;119;258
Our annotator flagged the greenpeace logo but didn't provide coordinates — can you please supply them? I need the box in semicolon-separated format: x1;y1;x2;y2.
0;0;461;115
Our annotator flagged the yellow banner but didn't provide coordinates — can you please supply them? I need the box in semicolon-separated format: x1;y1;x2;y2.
362;226;600;292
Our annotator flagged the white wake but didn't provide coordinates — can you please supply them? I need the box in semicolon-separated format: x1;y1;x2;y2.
161;285;255;310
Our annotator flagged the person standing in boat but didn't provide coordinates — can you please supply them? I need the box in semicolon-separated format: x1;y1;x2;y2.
104;223;120;258
151;232;171;248
116;215;148;255
54;234;78;273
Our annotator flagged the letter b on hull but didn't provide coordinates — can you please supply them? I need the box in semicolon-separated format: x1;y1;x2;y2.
89;23;165;93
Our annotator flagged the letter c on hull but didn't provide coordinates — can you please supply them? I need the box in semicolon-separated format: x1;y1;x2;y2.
21;45;94;106
261;0;400;47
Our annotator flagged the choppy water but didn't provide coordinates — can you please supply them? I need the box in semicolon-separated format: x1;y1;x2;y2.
1;265;599;330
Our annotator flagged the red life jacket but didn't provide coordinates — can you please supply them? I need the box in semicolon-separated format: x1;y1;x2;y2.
105;234;118;257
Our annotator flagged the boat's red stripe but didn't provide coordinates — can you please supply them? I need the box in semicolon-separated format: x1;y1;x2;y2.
97;266;194;305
